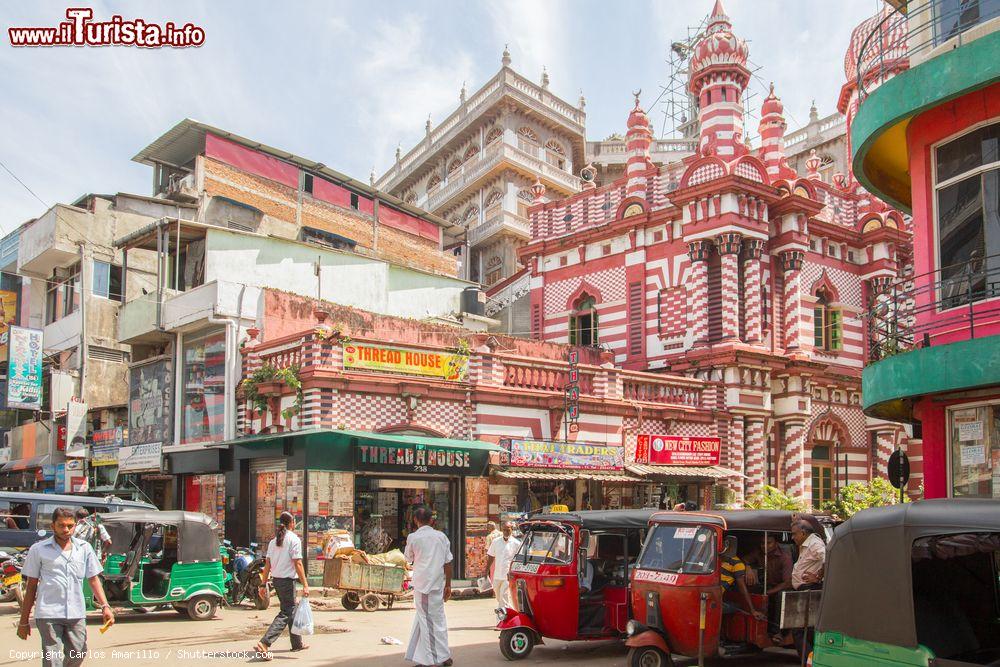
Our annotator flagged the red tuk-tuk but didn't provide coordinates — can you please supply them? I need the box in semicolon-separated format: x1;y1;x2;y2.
625;510;795;666
496;509;655;660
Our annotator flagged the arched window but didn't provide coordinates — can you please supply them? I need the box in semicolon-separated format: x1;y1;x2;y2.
545;139;565;155
545;139;567;170
813;289;842;351
485;126;503;145
427;174;441;191
517;127;539;156
448;159;462;175
484;190;503;209
569;295;599;347
516;188;535;217
810;442;834;507
464;144;480;161
463;205;479;223
404;191;417;204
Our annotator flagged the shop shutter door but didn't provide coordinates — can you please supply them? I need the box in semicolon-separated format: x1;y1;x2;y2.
250;458;286;474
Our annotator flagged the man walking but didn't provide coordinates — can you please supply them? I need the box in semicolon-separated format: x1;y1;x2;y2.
485;522;521;611
17;507;115;667
404;506;453;667
73;509;112;562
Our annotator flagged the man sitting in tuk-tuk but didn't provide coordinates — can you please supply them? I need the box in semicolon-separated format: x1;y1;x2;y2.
720;536;767;624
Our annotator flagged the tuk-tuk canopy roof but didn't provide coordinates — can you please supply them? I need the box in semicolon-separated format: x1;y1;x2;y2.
524;509;658;531
101;510;221;563
649;509;795;532
816;498;1000;649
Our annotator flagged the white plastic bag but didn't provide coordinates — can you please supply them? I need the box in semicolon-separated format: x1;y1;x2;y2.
291;597;314;635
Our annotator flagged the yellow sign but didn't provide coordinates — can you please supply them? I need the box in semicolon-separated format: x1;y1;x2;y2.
342;343;469;382
0;290;17;361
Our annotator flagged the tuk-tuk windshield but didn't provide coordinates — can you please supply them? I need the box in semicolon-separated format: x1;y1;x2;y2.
516;528;573;565
638;524;716;574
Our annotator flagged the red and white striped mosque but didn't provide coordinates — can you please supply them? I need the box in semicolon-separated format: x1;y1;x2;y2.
512;0;918;506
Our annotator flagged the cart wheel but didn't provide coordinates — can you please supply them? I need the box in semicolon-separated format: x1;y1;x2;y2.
341;592;360;611
360;593;380;612
627;646;673;667
499;628;535;661
186;595;218;621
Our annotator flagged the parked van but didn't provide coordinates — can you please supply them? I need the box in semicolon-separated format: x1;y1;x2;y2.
0;491;154;549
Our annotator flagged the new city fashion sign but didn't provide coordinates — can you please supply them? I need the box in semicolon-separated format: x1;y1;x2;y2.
508;439;624;471
635;434;721;466
356;443;474;475
343;343;469;382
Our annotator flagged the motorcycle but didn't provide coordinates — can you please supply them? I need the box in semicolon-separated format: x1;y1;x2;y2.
221;540;270;609
1;551;25;606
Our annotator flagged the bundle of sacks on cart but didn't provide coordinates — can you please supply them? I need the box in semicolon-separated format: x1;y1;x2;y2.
321;530;411;570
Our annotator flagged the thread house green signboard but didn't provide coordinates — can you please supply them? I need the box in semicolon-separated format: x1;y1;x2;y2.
356;442;480;475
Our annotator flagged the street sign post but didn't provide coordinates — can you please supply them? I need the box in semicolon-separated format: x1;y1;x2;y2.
887;449;910;504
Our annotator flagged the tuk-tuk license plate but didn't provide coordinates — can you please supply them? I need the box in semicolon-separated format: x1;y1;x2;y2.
511;562;540;574
3;573;21;587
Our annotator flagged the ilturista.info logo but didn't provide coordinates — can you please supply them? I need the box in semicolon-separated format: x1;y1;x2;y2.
9;8;205;48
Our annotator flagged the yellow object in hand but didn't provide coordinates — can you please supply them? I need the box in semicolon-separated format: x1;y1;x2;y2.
99;620;112;634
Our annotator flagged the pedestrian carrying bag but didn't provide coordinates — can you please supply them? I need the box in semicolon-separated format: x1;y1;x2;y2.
291;597;314;635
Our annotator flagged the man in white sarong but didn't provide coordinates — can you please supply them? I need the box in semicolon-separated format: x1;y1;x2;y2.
486;522;521;611
404;506;454;667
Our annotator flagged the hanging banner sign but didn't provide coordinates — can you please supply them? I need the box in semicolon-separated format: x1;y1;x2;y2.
118;442;162;472
66;400;88;458
635;434;721;466
89;427;124;467
7;326;43;410
0;289;18;362
343;343;469;382
507;439;624;470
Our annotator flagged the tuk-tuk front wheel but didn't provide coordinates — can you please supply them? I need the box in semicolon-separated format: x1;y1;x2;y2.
186;595;218;621
499;628;535;661
627;646;673;667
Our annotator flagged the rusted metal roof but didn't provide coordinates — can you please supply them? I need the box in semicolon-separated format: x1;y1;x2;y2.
496;469;642;483
626;464;743;480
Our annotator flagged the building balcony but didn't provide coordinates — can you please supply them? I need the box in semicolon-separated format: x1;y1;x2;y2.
17;204;91;277
424;140;581;213
862;253;1000;421
467;209;531;247
378;67;586;193
851;0;1000;211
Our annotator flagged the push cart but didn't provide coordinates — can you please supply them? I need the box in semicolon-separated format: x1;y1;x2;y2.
323;558;412;612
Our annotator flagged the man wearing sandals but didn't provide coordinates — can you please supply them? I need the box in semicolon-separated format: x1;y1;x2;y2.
404;506;454;667
253;512;310;660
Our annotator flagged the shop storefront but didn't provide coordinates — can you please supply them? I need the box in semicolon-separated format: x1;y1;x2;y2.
628;433;737;509
223;429;497;581
947;402;1000;499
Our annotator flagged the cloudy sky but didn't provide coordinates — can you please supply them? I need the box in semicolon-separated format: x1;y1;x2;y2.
0;0;885;233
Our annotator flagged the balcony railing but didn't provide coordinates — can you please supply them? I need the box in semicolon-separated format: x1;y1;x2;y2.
467;210;531;247
865;253;1000;361
857;0;1000;101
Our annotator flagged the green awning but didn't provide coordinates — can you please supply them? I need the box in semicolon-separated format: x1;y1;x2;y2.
223;428;499;452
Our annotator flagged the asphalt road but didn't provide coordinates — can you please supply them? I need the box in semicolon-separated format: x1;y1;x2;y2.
0;595;802;666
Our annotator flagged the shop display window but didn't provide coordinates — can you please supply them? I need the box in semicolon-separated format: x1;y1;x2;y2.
253;470;304;545
183;473;226;535
949;404;1000;498
306;471;355;576
354;477;454;555
181;328;226;445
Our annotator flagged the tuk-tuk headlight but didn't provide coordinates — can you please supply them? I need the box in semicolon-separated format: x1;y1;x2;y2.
626;620;644;636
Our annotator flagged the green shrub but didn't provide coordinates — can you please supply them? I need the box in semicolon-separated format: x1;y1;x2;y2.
822;477;908;519
744;485;807;511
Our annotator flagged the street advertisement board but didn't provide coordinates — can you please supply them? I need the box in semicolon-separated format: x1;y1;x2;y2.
128;357;173;447
0;289;18;361
6;326;43;410
117;442;162;472
90;427;124;467
66;400;88;458
342;342;469;381
507;438;624;470
635;434;721;466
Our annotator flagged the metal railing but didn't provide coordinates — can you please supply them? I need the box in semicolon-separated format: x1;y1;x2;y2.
866;252;1000;361
857;0;1000;101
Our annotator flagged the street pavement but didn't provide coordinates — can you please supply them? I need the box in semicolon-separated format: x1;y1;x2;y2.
0;595;801;666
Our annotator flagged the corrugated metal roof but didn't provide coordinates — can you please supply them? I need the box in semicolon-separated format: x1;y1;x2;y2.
626;464;743;480
496;469;642;483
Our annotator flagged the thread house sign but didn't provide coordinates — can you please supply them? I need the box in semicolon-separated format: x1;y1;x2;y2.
635;434;721;466
355;443;484;475
343;343;469;382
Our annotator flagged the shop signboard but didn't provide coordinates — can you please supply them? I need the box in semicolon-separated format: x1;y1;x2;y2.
90;427;124;467
6;326;43;410
118;442;162;472
66;459;87;492
506;439;624;470
342;342;469;382
66;399;88;458
635;434;721;466
129;357;173;447
355;442;483;475
0;289;18;362
54;464;65;492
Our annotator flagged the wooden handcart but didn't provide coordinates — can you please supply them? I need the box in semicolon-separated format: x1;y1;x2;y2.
323;558;411;612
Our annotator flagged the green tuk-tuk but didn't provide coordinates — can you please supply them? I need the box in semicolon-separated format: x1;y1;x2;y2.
87;510;227;620
813;498;1000;666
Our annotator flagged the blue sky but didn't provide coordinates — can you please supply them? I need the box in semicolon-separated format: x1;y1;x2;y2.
0;0;885;233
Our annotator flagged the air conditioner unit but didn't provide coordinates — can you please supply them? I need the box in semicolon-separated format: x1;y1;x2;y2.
165;172;198;202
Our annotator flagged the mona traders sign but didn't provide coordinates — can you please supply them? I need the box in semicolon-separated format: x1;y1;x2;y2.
508;439;624;470
635;434;721;466
355;442;485;475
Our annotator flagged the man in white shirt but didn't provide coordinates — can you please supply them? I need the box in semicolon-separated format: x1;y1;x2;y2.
18;507;115;667
73;509;112;562
254;512;310;658
485;522;521;610
404;506;453;667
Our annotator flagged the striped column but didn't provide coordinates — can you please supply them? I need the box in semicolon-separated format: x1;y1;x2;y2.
716;233;743;342
625;97;653;199
742;238;764;344
744;417;767;498
728;415;745;505
780;250;805;351
687;240;712;347
875;431;895;480
782;420;808;506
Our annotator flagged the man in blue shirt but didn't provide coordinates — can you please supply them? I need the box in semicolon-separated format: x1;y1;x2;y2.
17;507;115;667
